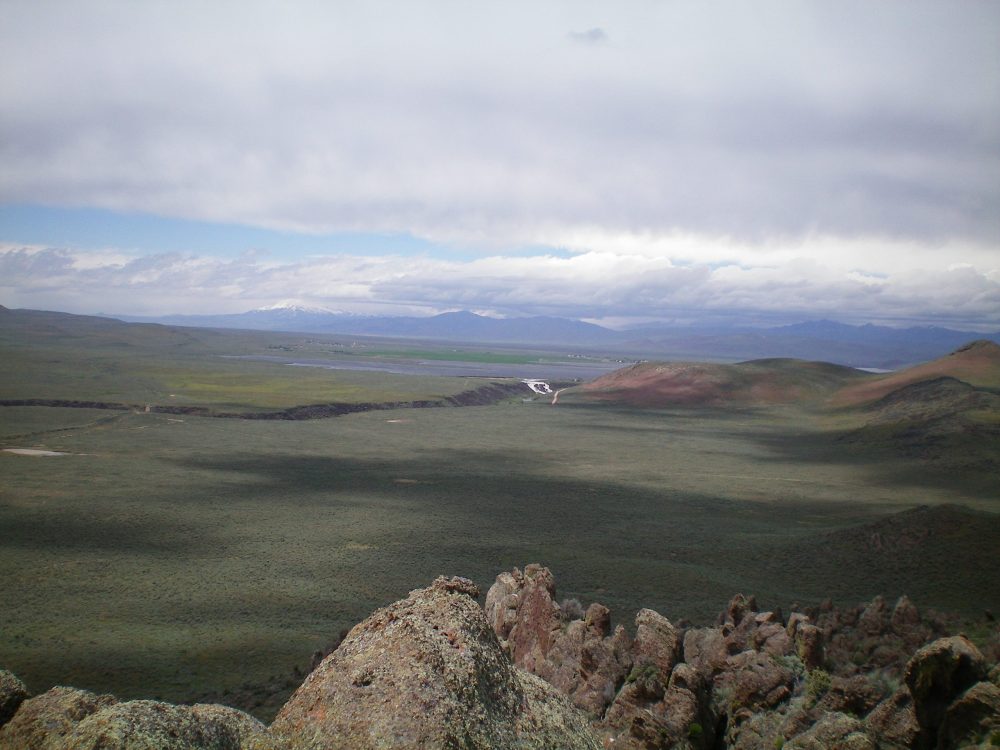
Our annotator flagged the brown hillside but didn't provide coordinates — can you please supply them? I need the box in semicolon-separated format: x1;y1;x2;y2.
581;358;865;407
833;339;1000;407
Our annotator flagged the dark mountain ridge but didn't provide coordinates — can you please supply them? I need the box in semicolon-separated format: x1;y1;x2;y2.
101;305;1000;367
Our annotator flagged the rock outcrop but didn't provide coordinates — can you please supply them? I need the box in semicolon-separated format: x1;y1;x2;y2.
270;575;600;749
484;564;632;717
0;670;28;728
2;565;997;749
0;686;118;749
485;564;999;750
63;700;268;750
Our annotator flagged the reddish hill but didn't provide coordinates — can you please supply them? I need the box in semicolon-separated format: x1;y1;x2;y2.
580;358;866;407
833;339;1000;407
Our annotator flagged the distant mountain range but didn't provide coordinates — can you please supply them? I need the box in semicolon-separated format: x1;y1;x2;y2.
622;319;1000;368
113;305;622;346
108;305;1000;369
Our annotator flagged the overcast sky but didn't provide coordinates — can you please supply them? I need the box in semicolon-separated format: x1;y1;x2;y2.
1;1;998;328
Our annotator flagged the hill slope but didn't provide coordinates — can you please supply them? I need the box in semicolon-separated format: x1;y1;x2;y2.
579;358;868;407
832;339;1000;407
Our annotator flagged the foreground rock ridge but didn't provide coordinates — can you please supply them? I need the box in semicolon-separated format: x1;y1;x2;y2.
2;567;998;749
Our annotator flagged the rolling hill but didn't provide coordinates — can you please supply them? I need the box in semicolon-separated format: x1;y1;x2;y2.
577;357;868;407
574;339;1000;410
832;339;1000;407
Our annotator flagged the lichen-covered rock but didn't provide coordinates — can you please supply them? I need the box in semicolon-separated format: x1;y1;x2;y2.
483;568;523;642
937;680;1000;750
905;635;987;747
794;623;825;671
190;704;269;747
730;709;783;750
817;674;884;716
721;594;758;627
601;662;713;749
784;711;874;749
533;612;632;716
683;627;728;681
632;608;682;682
63;700;253;749
485;565;631;718
505;565;563;673
0;670;29;728
753;615;793;657
270;575;600;749
513;672;604;750
720;594;760;655
866;687;919;749
858;596;889;635
890;595;920;631
0;686;116;750
712;651;795;716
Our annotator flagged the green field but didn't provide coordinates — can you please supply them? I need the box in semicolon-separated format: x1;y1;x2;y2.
1;310;998;720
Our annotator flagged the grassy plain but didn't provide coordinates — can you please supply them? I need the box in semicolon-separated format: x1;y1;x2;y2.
0;311;509;409
1;310;997;719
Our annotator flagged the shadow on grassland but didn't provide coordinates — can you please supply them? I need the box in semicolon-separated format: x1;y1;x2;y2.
745;504;1000;616
0;504;211;553
750;422;1000;502
163;450;903;619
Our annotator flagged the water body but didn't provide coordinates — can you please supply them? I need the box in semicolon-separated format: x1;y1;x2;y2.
226;354;627;381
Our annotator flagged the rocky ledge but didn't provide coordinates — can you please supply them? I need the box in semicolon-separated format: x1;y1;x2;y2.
2;565;998;749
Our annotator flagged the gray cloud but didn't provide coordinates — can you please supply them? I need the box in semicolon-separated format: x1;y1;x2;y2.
1;1;998;328
568;28;607;44
1;1;998;248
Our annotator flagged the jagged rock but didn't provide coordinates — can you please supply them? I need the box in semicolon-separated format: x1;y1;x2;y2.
712;650;795;729
0;671;28;728
786;612;810;638
890;595;920;631
661;664;714;747
62;699;262;749
721;594;758;627
858;596;889;635
730;709;783;750
937;680;1000;750
584;603;610;636
817;674;884;716
505;565;562;673
729;700;859;750
632;608;681;680
483;568;523;641
683;627;728;681
866;687;919;749
720;595;760;654
601;662;712;749
753;616;793;657
533;614;631;716
905;635;987;747
784;711;874;749
0;686;117;749
794;623;825;670
485;566;631;717
270;575;600;749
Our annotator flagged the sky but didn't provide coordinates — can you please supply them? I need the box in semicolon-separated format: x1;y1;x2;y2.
1;1;998;329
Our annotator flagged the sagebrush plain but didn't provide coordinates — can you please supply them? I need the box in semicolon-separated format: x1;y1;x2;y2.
1;309;997;720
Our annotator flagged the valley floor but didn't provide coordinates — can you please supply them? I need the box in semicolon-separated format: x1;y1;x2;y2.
2;398;997;717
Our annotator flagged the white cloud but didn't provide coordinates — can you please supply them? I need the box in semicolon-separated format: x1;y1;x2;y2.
2;243;997;329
